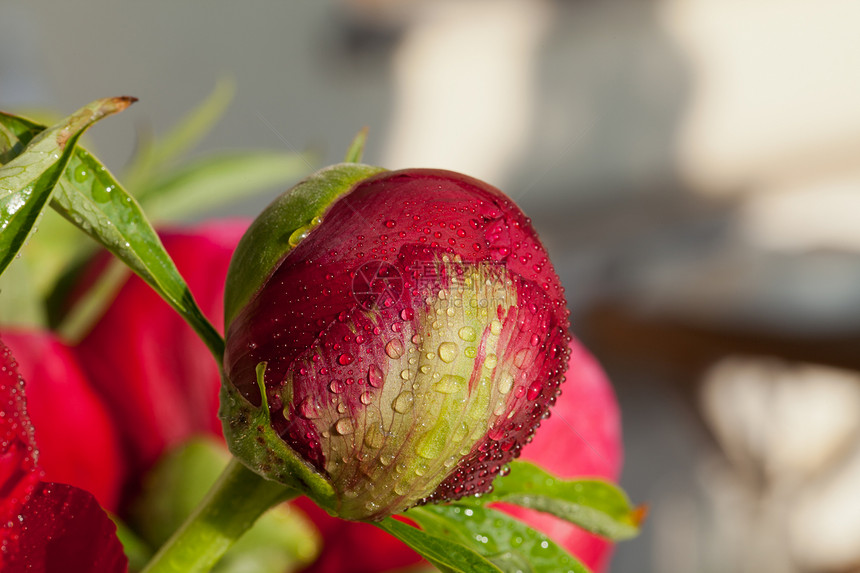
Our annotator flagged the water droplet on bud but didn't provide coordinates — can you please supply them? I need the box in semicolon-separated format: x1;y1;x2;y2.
490;319;502;336
385;339;404;359
335;418;355;435
392;391;414;413
458;326;477;342
514;348;532;369
298;396;319;419
438;342;458;363
368;365;384;387
433;374;465;394
338;353;354;365
498;372;514;395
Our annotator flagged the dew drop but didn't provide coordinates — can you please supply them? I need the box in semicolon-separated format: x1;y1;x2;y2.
364;425;385;448
464;346;477;359
73;164;88;182
452;421;470;442
385;219;396;228
329;380;345;394
514;348;532;369
288;225;312;247
360;391;373;405
490;319;502;336
498;372;514;395
338;353;354;365
488;425;505;441
335;418;355;435
433;374;465;394
368;365;384;387
392;391;414;413
438;342;458;363
400;369;411;380
484;354;498;370
385;339;404;359
458;326;477;342
298;396;319;419
530;334;541;347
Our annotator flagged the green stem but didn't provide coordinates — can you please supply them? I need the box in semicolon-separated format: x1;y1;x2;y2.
141;458;296;573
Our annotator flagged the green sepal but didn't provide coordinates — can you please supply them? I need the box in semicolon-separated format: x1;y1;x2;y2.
223;162;385;329
458;461;642;541
219;362;337;514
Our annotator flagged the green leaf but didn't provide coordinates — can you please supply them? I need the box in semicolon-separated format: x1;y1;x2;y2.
124;78;235;190
406;505;592;573
343;127;369;163
376;517;503;573
0;97;136;277
136;150;312;222
49;146;224;359
0;111;43;164
459;461;641;541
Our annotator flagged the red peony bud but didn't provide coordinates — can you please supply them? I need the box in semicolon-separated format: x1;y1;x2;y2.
222;165;571;521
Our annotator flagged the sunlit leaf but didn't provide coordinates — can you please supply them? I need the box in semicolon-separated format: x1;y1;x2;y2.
0;97;135;277
50;148;224;358
136;150;312;222
124;78;235;191
376;517;503;573
407;505;591;573
459;461;641;541
0;111;42;164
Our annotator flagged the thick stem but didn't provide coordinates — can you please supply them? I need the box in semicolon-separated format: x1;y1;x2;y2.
141;458;296;573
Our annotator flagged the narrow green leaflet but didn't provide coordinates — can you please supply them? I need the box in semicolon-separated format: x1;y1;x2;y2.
135;150;311;222
0;97;135;276
376;517;503;573
458;461;641;541
124;78;235;191
343;127;368;163
50;147;224;359
0;111;42;163
407;505;591;573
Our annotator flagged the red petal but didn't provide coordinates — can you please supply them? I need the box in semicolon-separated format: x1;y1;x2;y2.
3;482;128;573
1;332;124;512
0;339;42;549
75;220;249;475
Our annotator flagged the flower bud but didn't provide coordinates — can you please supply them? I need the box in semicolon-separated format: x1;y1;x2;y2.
222;165;571;521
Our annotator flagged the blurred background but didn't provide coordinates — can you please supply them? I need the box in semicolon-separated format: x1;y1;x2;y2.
4;0;860;571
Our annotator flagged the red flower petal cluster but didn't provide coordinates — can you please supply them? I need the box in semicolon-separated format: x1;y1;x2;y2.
0;218;621;572
0;340;127;572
